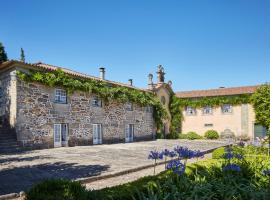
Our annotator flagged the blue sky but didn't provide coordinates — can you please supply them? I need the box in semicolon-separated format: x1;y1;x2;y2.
1;0;270;91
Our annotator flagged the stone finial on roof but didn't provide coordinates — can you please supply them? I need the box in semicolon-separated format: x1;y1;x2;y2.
157;65;165;83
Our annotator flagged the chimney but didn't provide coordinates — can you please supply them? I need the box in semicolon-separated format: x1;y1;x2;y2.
128;79;133;86
99;67;105;80
148;73;154;89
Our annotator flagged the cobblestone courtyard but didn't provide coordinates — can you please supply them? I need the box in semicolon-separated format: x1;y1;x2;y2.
0;139;229;195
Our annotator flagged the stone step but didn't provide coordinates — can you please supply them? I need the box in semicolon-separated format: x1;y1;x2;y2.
0;134;16;140
0;138;17;143
0;140;18;147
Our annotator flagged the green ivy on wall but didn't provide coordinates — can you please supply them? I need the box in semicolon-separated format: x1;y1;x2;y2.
169;94;252;135
16;69;167;128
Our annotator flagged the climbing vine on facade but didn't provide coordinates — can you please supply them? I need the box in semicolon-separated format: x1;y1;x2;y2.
16;69;167;128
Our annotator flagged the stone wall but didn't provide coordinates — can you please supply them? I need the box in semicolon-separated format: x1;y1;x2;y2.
16;79;155;148
0;69;17;127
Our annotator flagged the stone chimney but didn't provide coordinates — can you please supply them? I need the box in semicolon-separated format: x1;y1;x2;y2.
99;67;105;80
128;79;133;86
157;65;165;83
148;73;154;89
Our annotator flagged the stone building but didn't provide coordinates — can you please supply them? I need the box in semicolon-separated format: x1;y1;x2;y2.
0;60;172;149
176;86;268;140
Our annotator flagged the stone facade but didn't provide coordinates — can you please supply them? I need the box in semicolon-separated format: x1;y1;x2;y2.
15;79;154;148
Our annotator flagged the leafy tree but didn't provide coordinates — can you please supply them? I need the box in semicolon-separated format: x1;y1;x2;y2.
20;47;25;62
251;84;270;155
0;42;8;63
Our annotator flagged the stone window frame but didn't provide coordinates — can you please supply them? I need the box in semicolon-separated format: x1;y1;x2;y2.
186;106;196;116
221;104;233;114
91;96;102;107
54;89;67;104
125;102;133;111
202;106;213;115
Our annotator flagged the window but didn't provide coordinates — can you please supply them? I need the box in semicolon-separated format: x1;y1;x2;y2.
145;105;153;113
221;104;232;113
93;123;102;144
54;89;67;104
92;96;102;107
125;102;133;111
203;106;212;115
186;106;196;115
204;123;213;127
161;96;166;105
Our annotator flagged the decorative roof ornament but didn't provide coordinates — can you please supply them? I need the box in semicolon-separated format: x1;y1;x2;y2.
157;65;165;83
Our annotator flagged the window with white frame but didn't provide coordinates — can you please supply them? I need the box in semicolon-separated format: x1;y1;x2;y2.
186;106;196;115
125;102;133;111
54;89;67;103
203;106;212;115
91;96;102;107
221;104;232;113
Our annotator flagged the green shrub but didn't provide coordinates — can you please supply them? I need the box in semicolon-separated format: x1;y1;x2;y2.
212;147;226;159
178;132;203;140
204;130;219;139
185;131;203;140
178;133;188;139
156;132;164;139
26;179;88;200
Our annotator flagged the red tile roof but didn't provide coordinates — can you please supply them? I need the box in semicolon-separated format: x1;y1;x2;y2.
0;60;150;92
176;85;259;98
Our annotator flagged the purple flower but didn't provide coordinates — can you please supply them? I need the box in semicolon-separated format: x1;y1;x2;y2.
224;153;234;159
174;146;195;159
148;150;163;160
163;149;171;156
223;164;241;172
163;149;176;158
234;154;243;159
166;160;185;175
223;153;243;160
263;170;270;176
168;151;176;158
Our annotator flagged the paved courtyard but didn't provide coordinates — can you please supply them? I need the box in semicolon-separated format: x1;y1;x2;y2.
0;139;229;195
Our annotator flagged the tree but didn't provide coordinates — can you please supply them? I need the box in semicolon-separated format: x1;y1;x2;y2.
0;42;8;63
251;84;270;155
20;48;25;62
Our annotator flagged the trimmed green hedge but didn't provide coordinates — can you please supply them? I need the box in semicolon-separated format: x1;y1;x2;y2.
179;131;203;140
204;130;219;139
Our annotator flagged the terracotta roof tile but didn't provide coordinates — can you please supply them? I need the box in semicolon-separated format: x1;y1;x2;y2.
176;85;259;98
0;60;150;92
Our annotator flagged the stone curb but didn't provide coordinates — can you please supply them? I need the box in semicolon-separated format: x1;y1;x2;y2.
0;144;230;199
